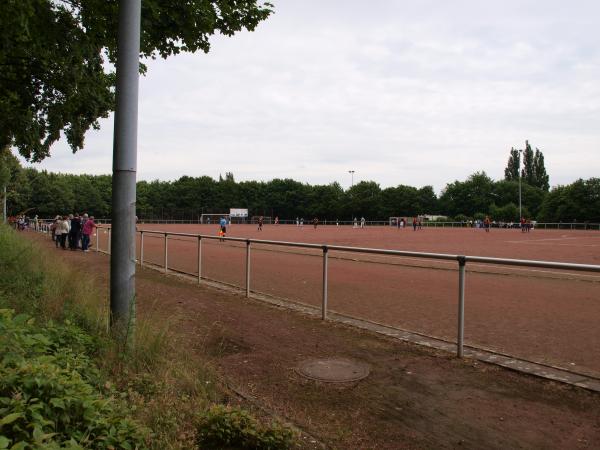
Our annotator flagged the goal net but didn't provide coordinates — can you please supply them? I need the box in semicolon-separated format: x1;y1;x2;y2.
200;214;230;224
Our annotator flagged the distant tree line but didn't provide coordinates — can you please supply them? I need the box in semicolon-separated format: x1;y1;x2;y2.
2;144;599;223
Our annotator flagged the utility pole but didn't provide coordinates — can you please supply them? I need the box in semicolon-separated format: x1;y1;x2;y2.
518;148;523;221
348;170;355;222
110;0;141;341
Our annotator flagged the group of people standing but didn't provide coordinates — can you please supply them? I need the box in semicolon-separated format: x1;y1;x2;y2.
51;213;97;252
8;214;38;231
520;217;533;232
353;217;367;228
411;217;424;231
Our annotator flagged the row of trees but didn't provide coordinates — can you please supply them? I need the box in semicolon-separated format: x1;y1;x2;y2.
3;151;599;223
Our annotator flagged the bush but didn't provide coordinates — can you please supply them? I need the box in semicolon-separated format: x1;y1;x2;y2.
196;404;295;450
0;309;149;448
453;214;470;223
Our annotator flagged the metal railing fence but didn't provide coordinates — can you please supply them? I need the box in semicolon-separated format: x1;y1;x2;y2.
87;225;600;360
37;218;600;230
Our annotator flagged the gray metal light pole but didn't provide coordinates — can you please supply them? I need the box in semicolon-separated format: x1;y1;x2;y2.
110;0;141;340
518;149;523;220
348;170;355;222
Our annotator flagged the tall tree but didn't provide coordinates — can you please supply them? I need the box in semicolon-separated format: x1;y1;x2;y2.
348;181;382;219
504;147;521;181
1;0;273;162
533;148;550;191
521;140;535;185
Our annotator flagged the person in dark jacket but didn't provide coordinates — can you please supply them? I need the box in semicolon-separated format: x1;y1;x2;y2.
68;214;82;250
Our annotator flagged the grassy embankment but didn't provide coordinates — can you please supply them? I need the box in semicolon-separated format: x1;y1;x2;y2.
0;226;295;449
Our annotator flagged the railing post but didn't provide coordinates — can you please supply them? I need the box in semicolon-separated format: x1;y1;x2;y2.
164;233;168;273
245;239;251;297
322;246;329;320
96;228;100;252
198;236;202;284
457;256;466;358
107;228;111;255
140;231;144;267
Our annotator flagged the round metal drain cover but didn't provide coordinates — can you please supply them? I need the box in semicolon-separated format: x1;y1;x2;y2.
296;358;370;382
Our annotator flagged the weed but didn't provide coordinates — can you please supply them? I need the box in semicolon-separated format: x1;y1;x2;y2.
0;309;149;448
196;404;296;449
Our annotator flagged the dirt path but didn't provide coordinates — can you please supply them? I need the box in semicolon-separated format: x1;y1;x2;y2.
31;233;600;449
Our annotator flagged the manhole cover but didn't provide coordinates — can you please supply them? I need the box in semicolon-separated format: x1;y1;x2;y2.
296;358;370;382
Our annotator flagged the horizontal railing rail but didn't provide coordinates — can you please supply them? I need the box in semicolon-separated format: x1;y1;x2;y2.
91;225;600;360
36;217;600;230
100;226;600;273
38;223;598;367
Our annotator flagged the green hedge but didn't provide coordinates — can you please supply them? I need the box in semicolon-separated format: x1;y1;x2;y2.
0;309;148;448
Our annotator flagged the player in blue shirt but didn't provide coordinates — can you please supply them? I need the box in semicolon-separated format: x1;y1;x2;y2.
219;217;227;241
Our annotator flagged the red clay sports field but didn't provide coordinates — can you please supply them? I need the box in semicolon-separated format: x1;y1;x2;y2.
95;223;600;377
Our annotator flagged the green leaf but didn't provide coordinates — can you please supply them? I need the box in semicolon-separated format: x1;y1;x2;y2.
0;412;22;426
0;436;10;449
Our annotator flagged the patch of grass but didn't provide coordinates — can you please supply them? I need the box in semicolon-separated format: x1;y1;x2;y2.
0;225;108;331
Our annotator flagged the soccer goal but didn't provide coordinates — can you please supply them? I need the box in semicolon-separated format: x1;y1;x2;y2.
200;213;230;224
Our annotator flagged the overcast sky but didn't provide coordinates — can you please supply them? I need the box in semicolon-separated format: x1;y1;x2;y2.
19;0;600;193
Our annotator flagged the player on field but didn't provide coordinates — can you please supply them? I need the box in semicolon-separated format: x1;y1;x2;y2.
257;216;263;231
484;215;491;232
219;216;227;241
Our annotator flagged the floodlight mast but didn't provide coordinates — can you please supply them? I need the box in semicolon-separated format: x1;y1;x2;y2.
348;170;355;221
110;0;141;342
518;148;523;221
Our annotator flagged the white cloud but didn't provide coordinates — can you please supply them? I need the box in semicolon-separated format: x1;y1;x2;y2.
20;0;600;193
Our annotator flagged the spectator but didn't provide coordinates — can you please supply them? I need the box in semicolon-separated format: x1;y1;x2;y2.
68;213;82;250
55;216;70;249
51;215;59;242
81;214;96;252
